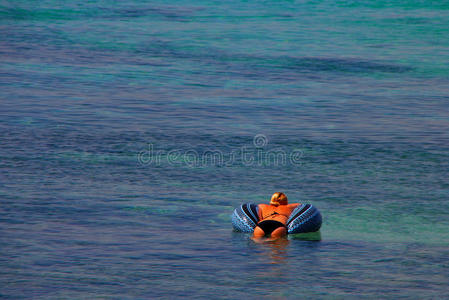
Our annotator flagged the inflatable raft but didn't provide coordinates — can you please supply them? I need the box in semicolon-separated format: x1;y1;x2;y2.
232;203;322;234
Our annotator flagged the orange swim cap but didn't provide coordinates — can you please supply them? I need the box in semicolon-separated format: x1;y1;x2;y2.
270;192;288;206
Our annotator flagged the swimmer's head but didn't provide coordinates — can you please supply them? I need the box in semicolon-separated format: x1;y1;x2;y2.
270;192;288;206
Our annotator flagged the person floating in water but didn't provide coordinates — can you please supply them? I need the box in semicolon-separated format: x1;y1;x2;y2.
253;192;300;238
231;192;322;237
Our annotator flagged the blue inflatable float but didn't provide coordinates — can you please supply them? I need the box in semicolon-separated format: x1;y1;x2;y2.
232;203;322;234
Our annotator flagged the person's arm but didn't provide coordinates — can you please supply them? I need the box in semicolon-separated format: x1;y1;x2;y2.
289;203;301;209
257;204;264;220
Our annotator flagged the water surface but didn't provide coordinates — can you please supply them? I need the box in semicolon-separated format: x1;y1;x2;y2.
1;0;448;298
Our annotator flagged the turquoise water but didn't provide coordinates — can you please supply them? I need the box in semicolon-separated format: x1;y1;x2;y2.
1;0;449;298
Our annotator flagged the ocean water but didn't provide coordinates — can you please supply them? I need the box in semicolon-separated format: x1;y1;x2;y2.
1;0;449;298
